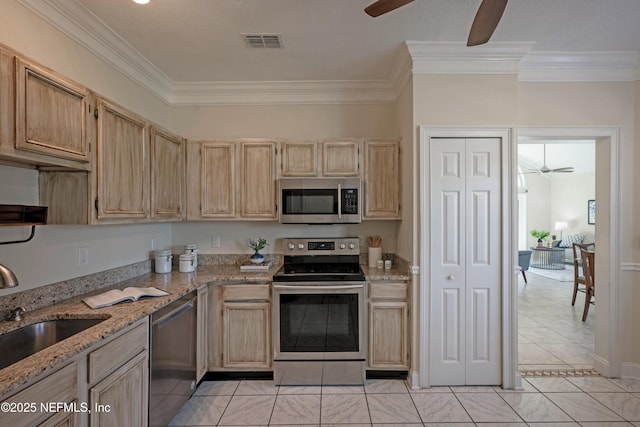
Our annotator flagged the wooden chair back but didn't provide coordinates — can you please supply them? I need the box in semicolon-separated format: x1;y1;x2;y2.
580;247;595;321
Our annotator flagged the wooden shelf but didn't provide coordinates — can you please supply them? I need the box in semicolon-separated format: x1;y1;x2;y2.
0;205;48;226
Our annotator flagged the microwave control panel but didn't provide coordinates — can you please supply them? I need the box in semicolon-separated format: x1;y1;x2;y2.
341;189;359;214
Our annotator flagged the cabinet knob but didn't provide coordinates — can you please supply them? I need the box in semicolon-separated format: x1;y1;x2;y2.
298;243;305;250
349;243;356;249
339;243;346;249
288;243;295;250
447;275;455;280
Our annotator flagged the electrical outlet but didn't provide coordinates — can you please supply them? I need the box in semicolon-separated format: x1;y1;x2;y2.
151;238;157;250
211;235;221;248
78;247;89;266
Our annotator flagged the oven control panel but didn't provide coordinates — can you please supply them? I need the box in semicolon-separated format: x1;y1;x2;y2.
283;237;359;256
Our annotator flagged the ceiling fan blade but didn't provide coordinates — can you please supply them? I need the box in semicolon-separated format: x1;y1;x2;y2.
467;0;509;46
365;0;414;17
549;167;575;173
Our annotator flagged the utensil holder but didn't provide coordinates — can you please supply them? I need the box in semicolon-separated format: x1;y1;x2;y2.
368;247;382;268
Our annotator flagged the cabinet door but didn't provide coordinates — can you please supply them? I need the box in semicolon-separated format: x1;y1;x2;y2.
96;98;149;220
90;351;148;427
369;301;409;369
197;285;209;381
150;126;184;220
280;140;318;176
38;405;77;427
239;141;277;219
322;139;360;176
15;57;89;163
364;140;400;219
222;301;271;369
186;140;235;219
0;47;15;156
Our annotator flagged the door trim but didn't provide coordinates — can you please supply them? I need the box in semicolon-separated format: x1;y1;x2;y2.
418;126;516;389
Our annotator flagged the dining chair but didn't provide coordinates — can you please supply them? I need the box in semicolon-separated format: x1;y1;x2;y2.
580;248;595;321
518;250;532;284
571;243;595;306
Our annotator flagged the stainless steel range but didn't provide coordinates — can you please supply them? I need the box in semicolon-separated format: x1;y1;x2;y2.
272;237;366;386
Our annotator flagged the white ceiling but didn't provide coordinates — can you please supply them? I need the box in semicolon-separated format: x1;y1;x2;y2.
518;141;595;177
18;0;640;103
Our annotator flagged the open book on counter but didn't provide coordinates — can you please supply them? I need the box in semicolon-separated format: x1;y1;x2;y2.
83;287;169;309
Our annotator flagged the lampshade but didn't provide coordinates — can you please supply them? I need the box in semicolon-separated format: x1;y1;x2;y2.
555;221;568;231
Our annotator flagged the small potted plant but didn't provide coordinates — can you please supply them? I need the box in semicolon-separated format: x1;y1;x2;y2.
248;237;268;264
530;229;550;247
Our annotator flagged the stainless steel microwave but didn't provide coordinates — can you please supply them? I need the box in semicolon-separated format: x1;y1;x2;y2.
279;178;361;224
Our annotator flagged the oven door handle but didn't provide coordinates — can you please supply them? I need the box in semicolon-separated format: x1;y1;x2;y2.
273;284;364;290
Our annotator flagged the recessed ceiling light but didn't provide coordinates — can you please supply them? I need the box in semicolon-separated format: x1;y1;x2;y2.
133;0;150;4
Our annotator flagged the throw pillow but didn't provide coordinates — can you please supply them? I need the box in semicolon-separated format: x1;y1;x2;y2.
558;233;585;248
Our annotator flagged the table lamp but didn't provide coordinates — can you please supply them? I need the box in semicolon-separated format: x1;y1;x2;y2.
555;221;568;241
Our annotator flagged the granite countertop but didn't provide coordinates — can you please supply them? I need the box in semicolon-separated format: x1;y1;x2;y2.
0;264;278;398
361;265;411;281
0;261;410;398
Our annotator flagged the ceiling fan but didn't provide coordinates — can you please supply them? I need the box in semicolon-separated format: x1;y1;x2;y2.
364;0;509;46
522;145;575;175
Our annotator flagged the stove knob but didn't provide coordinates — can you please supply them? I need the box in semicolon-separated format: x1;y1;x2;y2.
349;243;356;249
298;243;305;250
288;243;295;250
339;243;346;249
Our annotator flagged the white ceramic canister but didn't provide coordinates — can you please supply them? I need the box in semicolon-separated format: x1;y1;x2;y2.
184;244;199;268
179;253;196;273
154;249;172;274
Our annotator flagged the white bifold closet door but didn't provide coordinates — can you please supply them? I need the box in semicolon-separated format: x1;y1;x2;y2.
429;138;502;386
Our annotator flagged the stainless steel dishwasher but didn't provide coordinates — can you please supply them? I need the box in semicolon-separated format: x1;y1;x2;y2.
149;291;197;427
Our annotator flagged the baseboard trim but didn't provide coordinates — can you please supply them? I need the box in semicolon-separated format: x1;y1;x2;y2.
407;370;421;390
593;354;611;377
621;362;640;379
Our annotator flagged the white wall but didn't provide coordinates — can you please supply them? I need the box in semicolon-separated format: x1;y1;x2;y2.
550;173;596;242
521;171;552;247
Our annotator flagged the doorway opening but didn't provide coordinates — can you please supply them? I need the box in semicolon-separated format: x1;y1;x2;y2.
517;139;598;378
514;127;620;377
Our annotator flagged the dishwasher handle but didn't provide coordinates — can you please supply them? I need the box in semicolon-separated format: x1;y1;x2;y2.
153;298;195;328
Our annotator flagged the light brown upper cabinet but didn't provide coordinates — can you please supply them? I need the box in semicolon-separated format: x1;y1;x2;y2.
150;126;185;221
15;56;90;165
95;98;149;221
280;140;318;177
322;139;360;176
239;140;277;219
363;139;401;219
186;141;236;219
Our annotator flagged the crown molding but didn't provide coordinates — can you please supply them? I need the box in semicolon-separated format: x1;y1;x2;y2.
519;51;640;82
169;80;396;105
406;41;536;75
17;1;640;106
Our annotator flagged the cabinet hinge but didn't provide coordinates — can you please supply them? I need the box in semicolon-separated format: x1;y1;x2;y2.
275;147;278;156
94;108;99;119
94;198;99;213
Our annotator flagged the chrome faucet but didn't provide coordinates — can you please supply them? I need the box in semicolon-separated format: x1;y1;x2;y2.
0;263;19;289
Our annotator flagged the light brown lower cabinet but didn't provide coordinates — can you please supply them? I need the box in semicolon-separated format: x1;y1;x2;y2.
89;352;148;427
368;282;410;370
209;284;272;371
0;318;149;427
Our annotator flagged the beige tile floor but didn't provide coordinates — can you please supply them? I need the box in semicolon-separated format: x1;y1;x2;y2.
169;377;640;426
518;268;595;371
168;268;621;426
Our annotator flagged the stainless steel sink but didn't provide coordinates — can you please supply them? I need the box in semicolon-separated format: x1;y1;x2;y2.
0;318;107;370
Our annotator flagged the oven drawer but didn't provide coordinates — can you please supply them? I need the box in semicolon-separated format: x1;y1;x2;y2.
223;284;270;301
369;282;408;300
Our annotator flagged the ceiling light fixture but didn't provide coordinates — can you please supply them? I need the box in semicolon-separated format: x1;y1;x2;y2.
133;0;150;4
